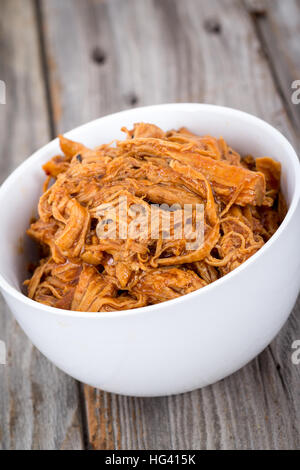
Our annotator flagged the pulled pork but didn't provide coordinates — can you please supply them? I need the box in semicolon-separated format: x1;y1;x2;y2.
25;123;286;312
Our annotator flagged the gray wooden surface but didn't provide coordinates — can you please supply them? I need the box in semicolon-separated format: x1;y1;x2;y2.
0;0;299;450
0;0;84;450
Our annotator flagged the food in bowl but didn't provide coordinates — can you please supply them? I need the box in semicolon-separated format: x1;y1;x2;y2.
25;122;286;312
0;103;299;396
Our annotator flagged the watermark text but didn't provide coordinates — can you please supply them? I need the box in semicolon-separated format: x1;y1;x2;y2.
0;80;6;104
95;196;204;250
0;340;6;365
291;80;300;105
291;340;300;365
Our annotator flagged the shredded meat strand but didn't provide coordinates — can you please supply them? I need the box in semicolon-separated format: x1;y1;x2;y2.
25;122;286;312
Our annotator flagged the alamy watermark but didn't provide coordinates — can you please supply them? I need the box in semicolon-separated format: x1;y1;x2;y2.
95;196;204;250
291;80;300;105
0;80;6;104
291;340;300;365
0;340;6;365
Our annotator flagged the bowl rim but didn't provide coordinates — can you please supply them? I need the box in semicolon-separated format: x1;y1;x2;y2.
0;102;299;319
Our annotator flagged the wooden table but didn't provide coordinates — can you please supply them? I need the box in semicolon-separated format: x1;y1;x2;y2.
0;0;299;450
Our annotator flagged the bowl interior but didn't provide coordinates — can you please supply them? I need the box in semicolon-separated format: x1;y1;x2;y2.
0;104;298;294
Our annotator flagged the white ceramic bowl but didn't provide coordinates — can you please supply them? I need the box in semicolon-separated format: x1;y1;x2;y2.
0;104;299;397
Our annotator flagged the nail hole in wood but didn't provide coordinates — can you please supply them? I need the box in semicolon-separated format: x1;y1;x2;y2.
204;18;222;34
92;47;106;65
129;94;139;106
251;10;267;20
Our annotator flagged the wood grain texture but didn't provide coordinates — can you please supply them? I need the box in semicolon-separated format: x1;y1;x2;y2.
0;0;84;450
39;0;300;450
1;0;299;450
245;0;300;444
40;0;300;450
245;0;300;130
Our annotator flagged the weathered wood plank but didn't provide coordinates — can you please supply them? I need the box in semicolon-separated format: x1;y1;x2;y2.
40;0;300;450
245;0;300;130
0;0;84;450
245;0;300;446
